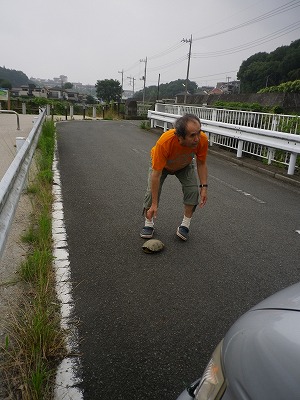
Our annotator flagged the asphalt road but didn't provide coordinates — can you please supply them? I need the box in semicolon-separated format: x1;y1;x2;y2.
56;120;300;400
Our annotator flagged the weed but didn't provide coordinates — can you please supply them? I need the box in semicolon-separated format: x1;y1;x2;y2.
26;184;38;194
1;119;65;399
140;120;151;130
21;226;38;244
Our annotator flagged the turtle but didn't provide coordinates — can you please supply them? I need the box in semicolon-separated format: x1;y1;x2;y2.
142;239;164;254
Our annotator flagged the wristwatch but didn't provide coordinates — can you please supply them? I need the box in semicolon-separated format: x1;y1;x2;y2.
199;184;208;188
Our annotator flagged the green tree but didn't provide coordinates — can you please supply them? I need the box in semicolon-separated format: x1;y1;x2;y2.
269;45;289;62
237;39;300;93
95;79;122;102
288;68;300;81
258;79;300;93
281;47;300;80
64;82;73;89
238;52;268;92
86;94;97;104
0;79;12;89
134;79;198;101
0;66;29;87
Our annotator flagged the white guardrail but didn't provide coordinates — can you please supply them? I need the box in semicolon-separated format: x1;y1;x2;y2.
148;109;300;176
0;109;46;260
155;103;300;133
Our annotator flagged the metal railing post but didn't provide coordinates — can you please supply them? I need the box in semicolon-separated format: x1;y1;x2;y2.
237;139;244;158
0;110;20;130
16;137;26;152
271;115;278;131
70;105;74;119
267;148;275;165
288;153;297;175
212;109;217;121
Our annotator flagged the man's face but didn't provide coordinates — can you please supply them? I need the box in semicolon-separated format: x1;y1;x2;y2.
178;120;201;148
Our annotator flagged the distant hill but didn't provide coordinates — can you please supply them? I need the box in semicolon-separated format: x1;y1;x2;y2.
238;38;300;93
0;66;30;87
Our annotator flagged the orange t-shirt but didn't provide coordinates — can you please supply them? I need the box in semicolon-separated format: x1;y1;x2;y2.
151;129;208;172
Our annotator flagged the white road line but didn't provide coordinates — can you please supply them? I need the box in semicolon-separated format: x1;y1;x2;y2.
52;144;84;400
210;175;266;204
131;147;148;154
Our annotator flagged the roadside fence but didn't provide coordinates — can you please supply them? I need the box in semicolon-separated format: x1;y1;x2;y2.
148;107;300;175
0;109;46;260
155;103;300;134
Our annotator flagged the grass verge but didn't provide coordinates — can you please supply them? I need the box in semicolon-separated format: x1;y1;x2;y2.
1;119;66;399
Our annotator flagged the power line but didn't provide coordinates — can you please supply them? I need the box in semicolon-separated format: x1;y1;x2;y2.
127;76;136;95
148;55;188;72
146;21;299;81
121;1;299;89
192;21;300;58
123;43;186;77
194;0;300;41
190;70;238;80
148;42;186;60
123;60;140;73
124;1;299;71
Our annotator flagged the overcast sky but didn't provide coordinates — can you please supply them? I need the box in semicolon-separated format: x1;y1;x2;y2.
1;0;300;91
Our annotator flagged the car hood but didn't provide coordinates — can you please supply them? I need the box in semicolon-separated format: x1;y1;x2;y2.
250;281;300;312
222;282;300;399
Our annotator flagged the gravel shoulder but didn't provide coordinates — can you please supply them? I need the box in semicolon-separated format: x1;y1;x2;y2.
0;114;36;398
0;191;32;398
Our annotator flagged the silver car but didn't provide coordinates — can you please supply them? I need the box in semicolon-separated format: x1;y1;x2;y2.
177;282;300;400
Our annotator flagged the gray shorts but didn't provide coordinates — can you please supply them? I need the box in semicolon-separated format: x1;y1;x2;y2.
143;161;199;210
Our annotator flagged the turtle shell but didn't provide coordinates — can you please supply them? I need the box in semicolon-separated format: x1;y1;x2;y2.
142;239;164;253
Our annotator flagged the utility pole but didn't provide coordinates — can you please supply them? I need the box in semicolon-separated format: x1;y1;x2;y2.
118;69;124;101
140;57;147;104
226;76;231;93
127;76;136;97
182;34;192;104
157;73;161;101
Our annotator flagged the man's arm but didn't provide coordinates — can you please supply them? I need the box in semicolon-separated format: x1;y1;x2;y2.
146;169;162;220
196;158;208;208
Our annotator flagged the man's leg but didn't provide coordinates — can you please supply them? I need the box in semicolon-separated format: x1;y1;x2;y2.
140;166;168;238
184;204;195;218
176;163;199;241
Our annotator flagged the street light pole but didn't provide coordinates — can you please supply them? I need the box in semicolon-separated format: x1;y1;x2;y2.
182;34;192;104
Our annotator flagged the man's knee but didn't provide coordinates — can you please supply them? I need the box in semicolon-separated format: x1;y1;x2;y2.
183;185;199;206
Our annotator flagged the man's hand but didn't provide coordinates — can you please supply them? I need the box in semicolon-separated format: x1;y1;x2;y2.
147;169;161;220
197;158;208;208
199;187;207;208
146;205;158;220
